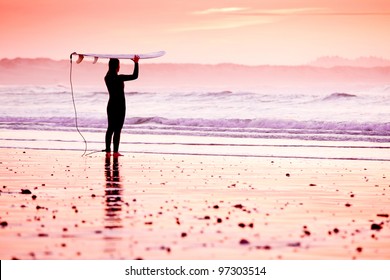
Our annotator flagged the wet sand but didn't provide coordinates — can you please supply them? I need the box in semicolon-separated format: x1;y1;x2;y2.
0;147;389;260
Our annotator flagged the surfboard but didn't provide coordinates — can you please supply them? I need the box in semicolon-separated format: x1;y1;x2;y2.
71;51;166;64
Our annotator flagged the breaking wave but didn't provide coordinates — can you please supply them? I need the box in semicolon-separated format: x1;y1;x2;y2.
1;116;389;142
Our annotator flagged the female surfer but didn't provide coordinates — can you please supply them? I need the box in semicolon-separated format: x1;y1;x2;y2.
104;55;139;157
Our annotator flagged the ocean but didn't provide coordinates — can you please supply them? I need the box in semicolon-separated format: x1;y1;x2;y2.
0;84;389;160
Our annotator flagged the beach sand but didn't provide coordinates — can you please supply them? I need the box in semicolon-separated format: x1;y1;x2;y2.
0;147;389;260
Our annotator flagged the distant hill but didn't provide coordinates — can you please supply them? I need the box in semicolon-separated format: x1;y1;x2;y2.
1;57;390;92
309;56;390;68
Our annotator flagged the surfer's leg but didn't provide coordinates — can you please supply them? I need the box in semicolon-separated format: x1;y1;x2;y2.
113;128;121;153
105;127;114;152
105;105;116;152
113;109;125;153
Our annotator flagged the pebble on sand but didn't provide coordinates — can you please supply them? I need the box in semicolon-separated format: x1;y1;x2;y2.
377;214;389;218
371;223;382;231
255;245;271;250
239;239;250;245
287;242;301;247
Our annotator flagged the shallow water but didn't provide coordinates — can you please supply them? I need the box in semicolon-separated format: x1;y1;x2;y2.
1;85;389;145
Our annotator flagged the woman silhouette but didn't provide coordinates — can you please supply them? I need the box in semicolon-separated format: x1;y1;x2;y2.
104;55;139;157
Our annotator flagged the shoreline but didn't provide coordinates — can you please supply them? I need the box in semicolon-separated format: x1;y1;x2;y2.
0;147;389;259
1;129;390;162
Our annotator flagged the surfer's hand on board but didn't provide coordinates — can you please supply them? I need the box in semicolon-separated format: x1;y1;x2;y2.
132;55;140;63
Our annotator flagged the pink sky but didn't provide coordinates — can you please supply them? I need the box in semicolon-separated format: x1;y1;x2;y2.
1;0;390;65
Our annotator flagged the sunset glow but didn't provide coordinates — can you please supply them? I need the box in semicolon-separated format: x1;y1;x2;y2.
1;0;390;64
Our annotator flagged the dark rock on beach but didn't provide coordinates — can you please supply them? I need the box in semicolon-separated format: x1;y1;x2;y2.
287;242;301;247
371;223;382;231
239;238;250;245
377;214;389;218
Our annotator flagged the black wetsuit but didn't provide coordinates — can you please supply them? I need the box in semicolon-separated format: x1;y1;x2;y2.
104;62;139;153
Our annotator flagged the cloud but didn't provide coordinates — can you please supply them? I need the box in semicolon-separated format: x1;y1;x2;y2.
234;7;390;16
192;7;328;16
170;6;279;33
193;7;390;17
169;6;390;34
254;8;328;15
170;18;276;32
193;7;250;15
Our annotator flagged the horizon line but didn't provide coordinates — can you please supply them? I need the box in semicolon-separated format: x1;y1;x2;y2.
2;55;390;67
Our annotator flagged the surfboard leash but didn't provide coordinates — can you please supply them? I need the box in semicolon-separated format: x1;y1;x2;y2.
69;53;88;156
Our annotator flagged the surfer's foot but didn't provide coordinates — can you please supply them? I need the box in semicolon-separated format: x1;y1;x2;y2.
105;152;111;158
113;152;123;158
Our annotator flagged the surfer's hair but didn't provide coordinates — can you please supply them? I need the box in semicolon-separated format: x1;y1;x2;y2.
108;58;120;72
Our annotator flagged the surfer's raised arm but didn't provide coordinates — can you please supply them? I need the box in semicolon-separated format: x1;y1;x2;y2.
119;55;139;81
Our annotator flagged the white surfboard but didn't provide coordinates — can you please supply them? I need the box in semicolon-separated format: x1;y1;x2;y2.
71;51;165;64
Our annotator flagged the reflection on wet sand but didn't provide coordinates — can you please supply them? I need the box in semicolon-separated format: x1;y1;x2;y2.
103;156;125;256
104;156;123;229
